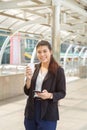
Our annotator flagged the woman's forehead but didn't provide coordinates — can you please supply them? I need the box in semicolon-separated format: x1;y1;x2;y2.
37;45;49;50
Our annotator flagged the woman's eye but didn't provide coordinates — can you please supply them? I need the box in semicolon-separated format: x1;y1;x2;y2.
43;50;47;53
37;51;41;54
37;50;47;54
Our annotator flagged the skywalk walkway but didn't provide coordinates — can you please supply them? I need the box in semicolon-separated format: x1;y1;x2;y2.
0;78;87;130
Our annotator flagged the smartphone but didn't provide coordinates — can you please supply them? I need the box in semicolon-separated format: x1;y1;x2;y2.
33;90;42;93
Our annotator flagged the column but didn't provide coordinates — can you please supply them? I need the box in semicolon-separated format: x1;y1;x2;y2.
52;0;61;62
10;33;21;65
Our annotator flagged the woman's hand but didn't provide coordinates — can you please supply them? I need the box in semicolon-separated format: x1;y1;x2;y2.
26;66;33;80
25;66;33;89
36;89;53;100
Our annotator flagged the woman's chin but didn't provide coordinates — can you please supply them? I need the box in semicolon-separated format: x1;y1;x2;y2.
41;60;49;64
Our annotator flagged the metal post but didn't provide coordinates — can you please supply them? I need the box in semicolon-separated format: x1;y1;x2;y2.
64;44;73;70
52;0;61;63
83;49;87;65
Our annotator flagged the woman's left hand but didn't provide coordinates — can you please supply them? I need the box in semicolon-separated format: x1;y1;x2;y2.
36;89;52;100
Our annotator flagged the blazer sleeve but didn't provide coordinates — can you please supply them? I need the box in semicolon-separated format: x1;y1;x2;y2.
24;84;31;96
23;63;38;96
53;67;66;102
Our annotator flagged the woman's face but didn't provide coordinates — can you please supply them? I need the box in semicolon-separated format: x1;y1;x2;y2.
36;45;52;64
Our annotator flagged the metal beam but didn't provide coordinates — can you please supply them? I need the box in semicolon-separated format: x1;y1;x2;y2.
61;23;87;34
0;0;26;10
61;0;87;17
0;1;51;10
23;9;46;18
29;0;43;4
61;24;74;32
13;17;47;33
0;12;28;21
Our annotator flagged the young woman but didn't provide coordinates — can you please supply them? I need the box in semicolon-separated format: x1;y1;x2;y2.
24;40;66;130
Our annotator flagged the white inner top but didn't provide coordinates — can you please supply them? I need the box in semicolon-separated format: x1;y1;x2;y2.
34;69;48;97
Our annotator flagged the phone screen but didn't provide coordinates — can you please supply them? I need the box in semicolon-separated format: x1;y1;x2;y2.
33;90;42;93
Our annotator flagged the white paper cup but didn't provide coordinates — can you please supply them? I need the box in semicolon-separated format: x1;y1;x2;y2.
28;63;35;74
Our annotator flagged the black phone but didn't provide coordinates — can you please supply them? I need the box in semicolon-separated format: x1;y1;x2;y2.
33;90;42;93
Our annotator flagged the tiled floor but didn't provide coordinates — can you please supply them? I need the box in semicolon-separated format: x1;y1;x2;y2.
0;78;87;130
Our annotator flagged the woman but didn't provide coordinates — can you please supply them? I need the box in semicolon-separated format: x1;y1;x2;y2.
24;40;66;130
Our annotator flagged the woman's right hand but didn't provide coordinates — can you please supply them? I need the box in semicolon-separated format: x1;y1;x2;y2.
25;66;33;89
26;66;33;80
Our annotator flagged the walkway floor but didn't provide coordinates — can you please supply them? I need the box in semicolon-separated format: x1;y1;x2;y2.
0;78;87;130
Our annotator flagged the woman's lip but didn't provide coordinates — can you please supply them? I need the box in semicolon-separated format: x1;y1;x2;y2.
40;57;47;60
40;58;47;60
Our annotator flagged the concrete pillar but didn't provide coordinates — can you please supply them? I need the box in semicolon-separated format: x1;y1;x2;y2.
52;0;61;62
10;33;21;65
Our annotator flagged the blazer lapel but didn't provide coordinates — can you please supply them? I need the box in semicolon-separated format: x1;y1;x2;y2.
31;63;40;90
42;71;54;91
43;71;52;82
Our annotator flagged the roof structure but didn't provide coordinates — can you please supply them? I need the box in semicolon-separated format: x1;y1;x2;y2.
0;0;87;45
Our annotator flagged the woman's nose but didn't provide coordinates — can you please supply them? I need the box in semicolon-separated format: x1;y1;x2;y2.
40;52;44;56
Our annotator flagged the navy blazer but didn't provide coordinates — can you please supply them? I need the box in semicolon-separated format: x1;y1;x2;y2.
24;63;66;121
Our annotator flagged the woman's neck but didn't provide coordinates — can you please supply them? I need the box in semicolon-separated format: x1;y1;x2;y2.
40;63;49;74
41;62;49;69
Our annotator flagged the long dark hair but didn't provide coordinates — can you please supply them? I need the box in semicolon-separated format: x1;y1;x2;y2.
36;40;59;74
